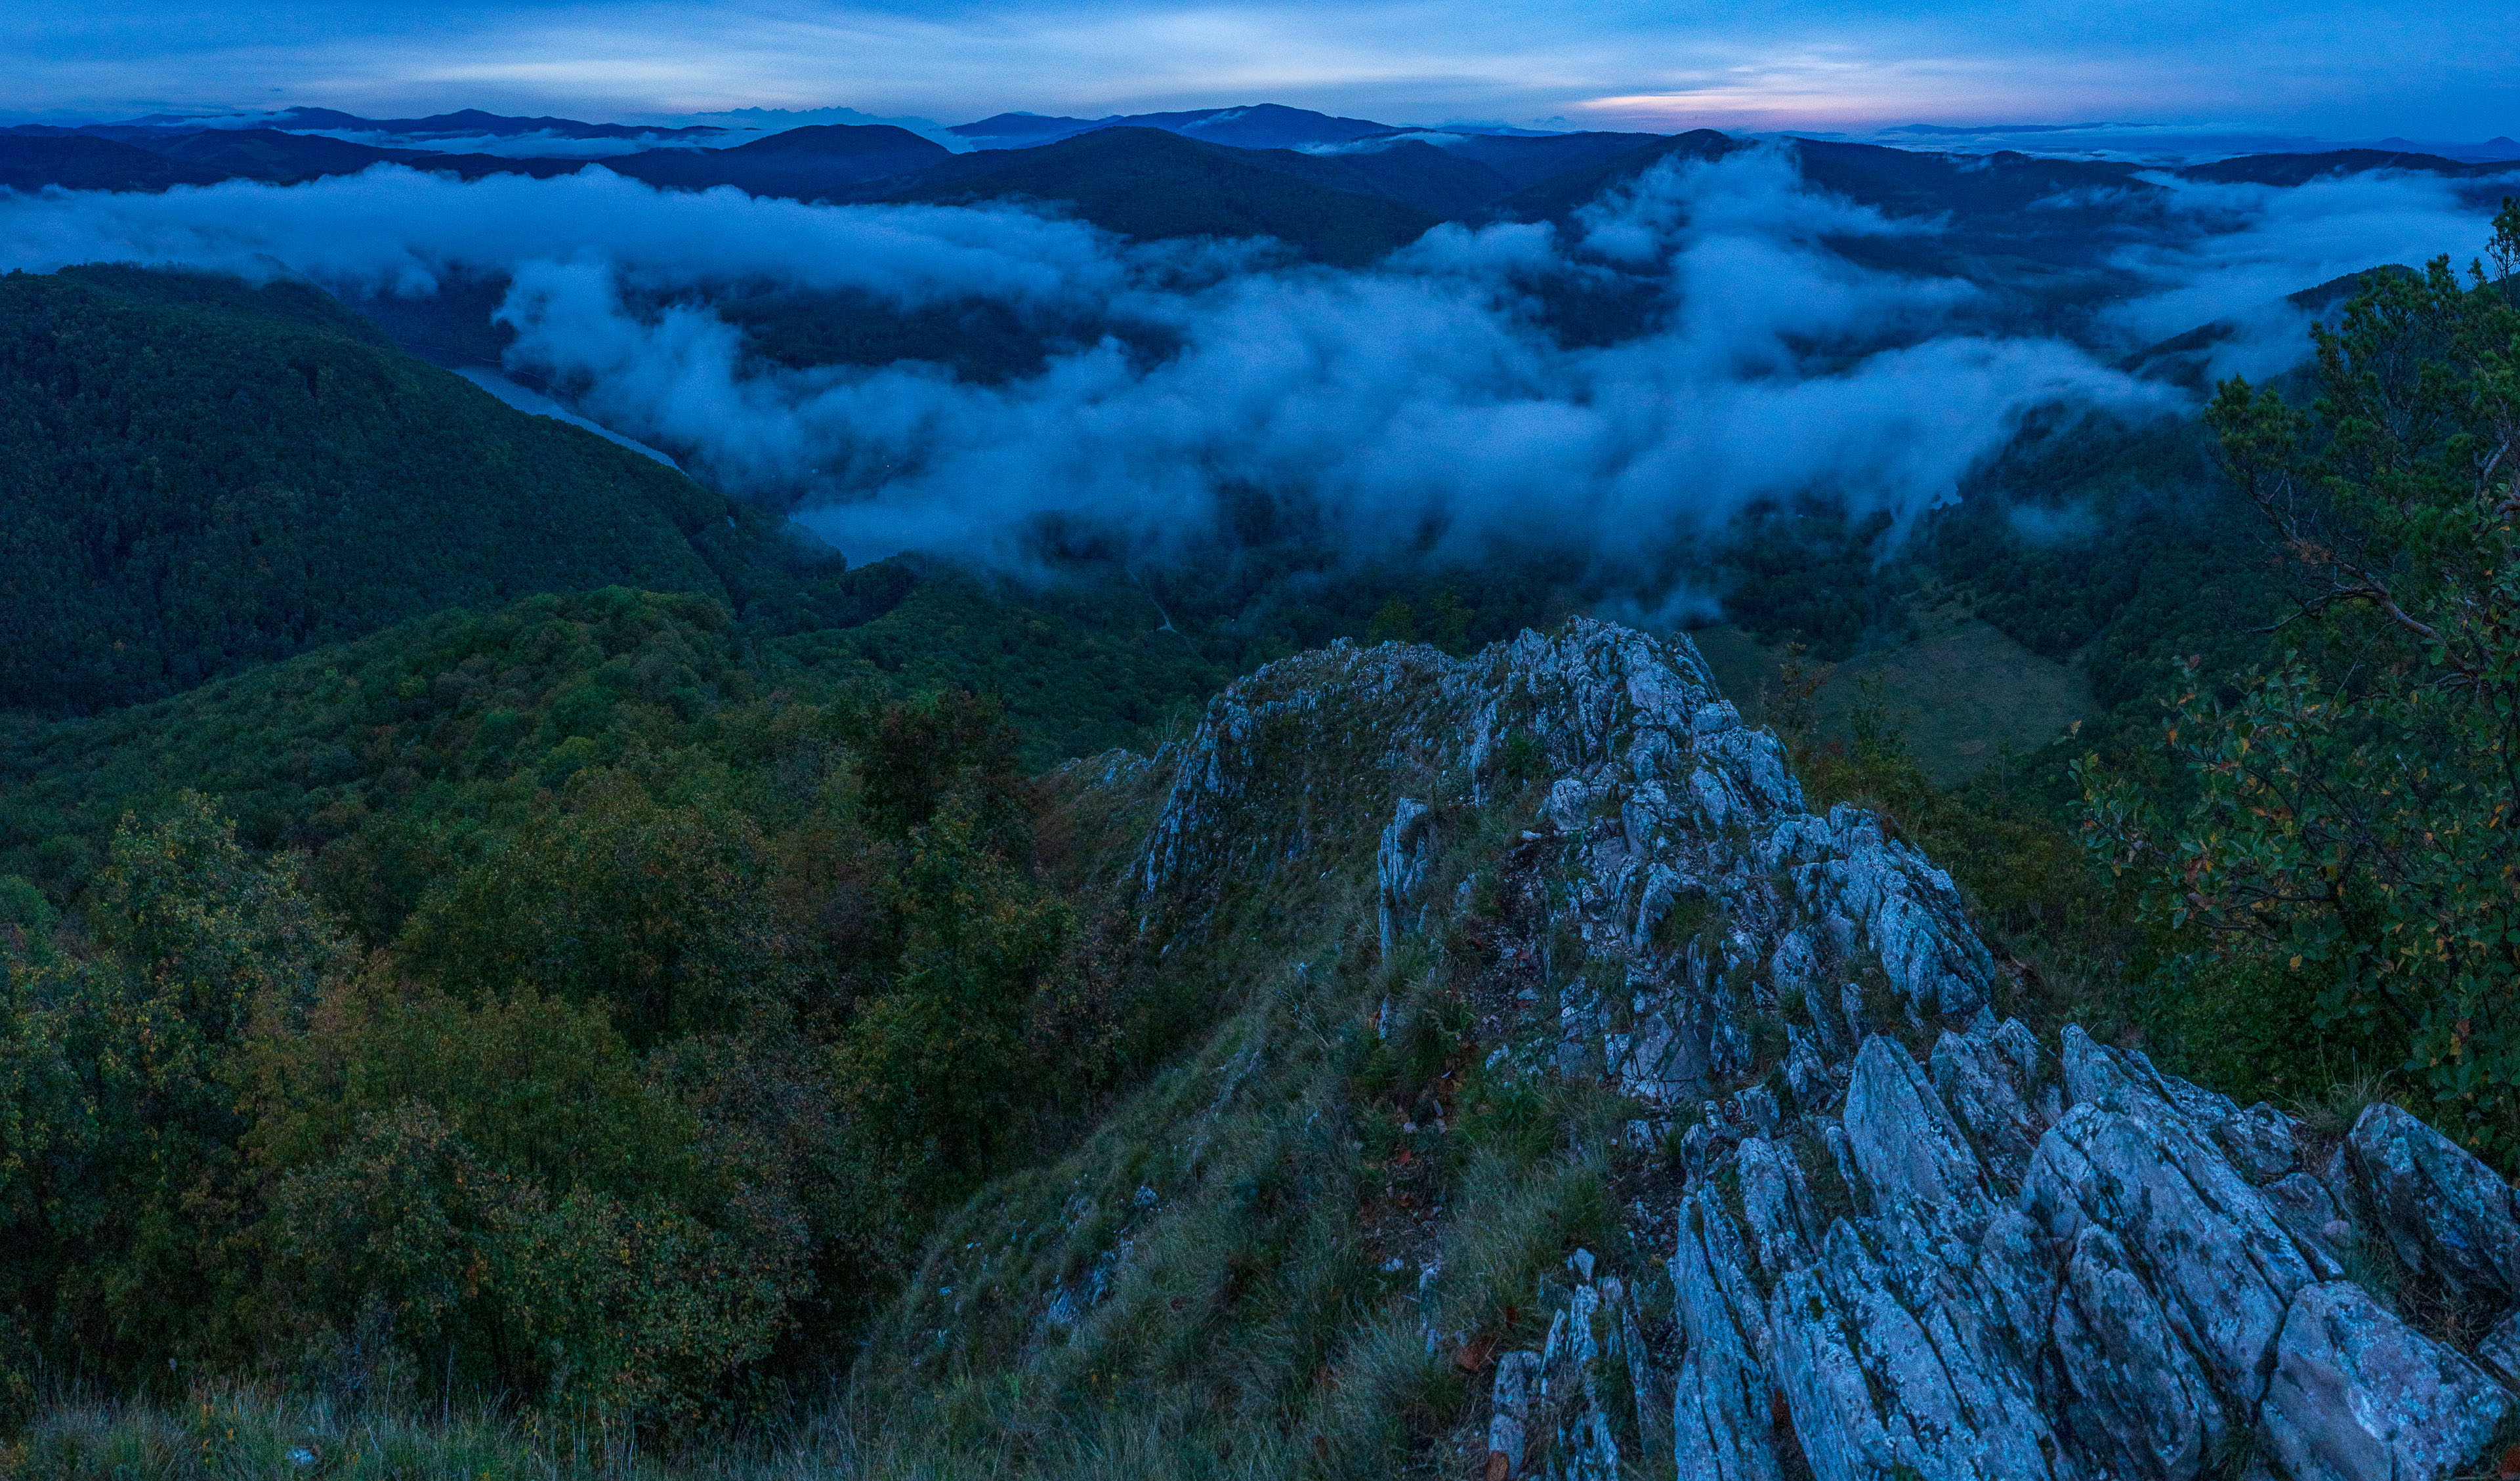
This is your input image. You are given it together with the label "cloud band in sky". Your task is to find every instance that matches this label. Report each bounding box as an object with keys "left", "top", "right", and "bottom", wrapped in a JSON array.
[{"left": 3, "top": 0, "right": 2514, "bottom": 140}]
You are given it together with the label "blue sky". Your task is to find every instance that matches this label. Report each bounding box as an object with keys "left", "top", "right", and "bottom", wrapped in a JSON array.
[{"left": 3, "top": 0, "right": 2508, "bottom": 140}]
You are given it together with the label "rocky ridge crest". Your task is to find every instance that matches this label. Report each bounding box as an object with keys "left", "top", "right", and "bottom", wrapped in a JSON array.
[{"left": 941, "top": 619, "right": 2520, "bottom": 1479}]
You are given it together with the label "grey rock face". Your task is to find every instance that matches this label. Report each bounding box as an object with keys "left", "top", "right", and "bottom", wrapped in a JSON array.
[
  {"left": 2348, "top": 1103, "right": 2520, "bottom": 1302},
  {"left": 2479, "top": 1309, "right": 2520, "bottom": 1390},
  {"left": 1646, "top": 1027, "right": 2515, "bottom": 1481},
  {"left": 1841, "top": 1035, "right": 1988, "bottom": 1228},
  {"left": 1377, "top": 796, "right": 1435, "bottom": 960},
  {"left": 1670, "top": 1206, "right": 1782, "bottom": 1481},
  {"left": 1116, "top": 621, "right": 2520, "bottom": 1480},
  {"left": 1656, "top": 1032, "right": 2515, "bottom": 1481},
  {"left": 1490, "top": 1351, "right": 1540, "bottom": 1479},
  {"left": 1483, "top": 1253, "right": 1635, "bottom": 1481},
  {"left": 2051, "top": 1224, "right": 2228, "bottom": 1478},
  {"left": 2261, "top": 1282, "right": 2513, "bottom": 1481}
]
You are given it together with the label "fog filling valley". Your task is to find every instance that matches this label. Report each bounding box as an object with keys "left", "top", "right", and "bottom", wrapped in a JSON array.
[{"left": 5, "top": 150, "right": 2512, "bottom": 586}]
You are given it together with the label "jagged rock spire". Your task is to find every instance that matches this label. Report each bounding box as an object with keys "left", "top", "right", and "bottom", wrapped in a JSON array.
[{"left": 1051, "top": 620, "right": 2520, "bottom": 1477}]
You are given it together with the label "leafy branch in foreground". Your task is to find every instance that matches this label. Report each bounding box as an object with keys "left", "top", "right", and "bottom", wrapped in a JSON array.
[{"left": 2079, "top": 201, "right": 2520, "bottom": 1163}]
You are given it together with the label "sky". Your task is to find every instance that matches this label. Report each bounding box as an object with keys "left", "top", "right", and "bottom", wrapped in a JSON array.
[{"left": 2, "top": 0, "right": 2511, "bottom": 141}]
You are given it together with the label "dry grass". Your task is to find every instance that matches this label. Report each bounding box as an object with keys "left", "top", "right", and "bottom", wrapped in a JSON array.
[
  {"left": 1692, "top": 596, "right": 2097, "bottom": 787},
  {"left": 3, "top": 1383, "right": 653, "bottom": 1481}
]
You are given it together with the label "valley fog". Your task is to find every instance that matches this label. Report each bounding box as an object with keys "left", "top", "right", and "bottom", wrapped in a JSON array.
[
  {"left": 10, "top": 47, "right": 2520, "bottom": 1478},
  {"left": 4, "top": 145, "right": 2509, "bottom": 579}
]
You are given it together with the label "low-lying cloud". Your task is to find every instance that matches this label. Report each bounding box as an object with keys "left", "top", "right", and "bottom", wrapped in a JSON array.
[
  {"left": 2105, "top": 167, "right": 2520, "bottom": 371},
  {"left": 0, "top": 165, "right": 1147, "bottom": 308},
  {"left": 492, "top": 150, "right": 2158, "bottom": 565},
  {"left": 0, "top": 148, "right": 2504, "bottom": 580}
]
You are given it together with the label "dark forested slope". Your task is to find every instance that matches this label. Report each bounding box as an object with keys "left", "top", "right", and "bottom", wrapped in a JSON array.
[
  {"left": 2178, "top": 148, "right": 2517, "bottom": 185},
  {"left": 598, "top": 122, "right": 952, "bottom": 195},
  {"left": 137, "top": 128, "right": 430, "bottom": 182},
  {"left": 0, "top": 135, "right": 229, "bottom": 192},
  {"left": 0, "top": 266, "right": 768, "bottom": 713},
  {"left": 868, "top": 128, "right": 1442, "bottom": 264}
]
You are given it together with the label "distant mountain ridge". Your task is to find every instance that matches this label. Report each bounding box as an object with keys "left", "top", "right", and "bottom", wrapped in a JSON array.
[
  {"left": 948, "top": 103, "right": 1399, "bottom": 151},
  {"left": 2179, "top": 147, "right": 2520, "bottom": 185},
  {"left": 51, "top": 106, "right": 726, "bottom": 142},
  {"left": 595, "top": 123, "right": 952, "bottom": 196},
  {"left": 16, "top": 103, "right": 2519, "bottom": 178},
  {"left": 2370, "top": 135, "right": 2520, "bottom": 163},
  {"left": 127, "top": 128, "right": 438, "bottom": 181},
  {"left": 4, "top": 110, "right": 2508, "bottom": 354},
  {"left": 0, "top": 134, "right": 230, "bottom": 192},
  {"left": 863, "top": 127, "right": 1444, "bottom": 266},
  {"left": 255, "top": 106, "right": 726, "bottom": 140}
]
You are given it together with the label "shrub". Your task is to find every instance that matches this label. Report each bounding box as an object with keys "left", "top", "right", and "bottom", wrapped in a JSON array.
[{"left": 2084, "top": 209, "right": 2520, "bottom": 1164}]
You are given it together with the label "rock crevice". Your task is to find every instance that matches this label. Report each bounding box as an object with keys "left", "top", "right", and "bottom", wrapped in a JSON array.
[{"left": 1103, "top": 619, "right": 2520, "bottom": 1478}]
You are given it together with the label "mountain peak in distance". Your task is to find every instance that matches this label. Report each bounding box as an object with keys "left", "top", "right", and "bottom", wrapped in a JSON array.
[{"left": 946, "top": 103, "right": 1401, "bottom": 153}]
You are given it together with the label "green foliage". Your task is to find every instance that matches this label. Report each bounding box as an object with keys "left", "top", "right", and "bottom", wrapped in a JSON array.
[
  {"left": 839, "top": 687, "right": 1031, "bottom": 847},
  {"left": 1721, "top": 501, "right": 1905, "bottom": 659},
  {"left": 767, "top": 566, "right": 1230, "bottom": 770},
  {"left": 0, "top": 266, "right": 770, "bottom": 714},
  {"left": 91, "top": 793, "right": 350, "bottom": 1041},
  {"left": 0, "top": 633, "right": 1121, "bottom": 1430},
  {"left": 1358, "top": 589, "right": 1482, "bottom": 654},
  {"left": 0, "top": 797, "right": 356, "bottom": 1385},
  {"left": 0, "top": 879, "right": 59, "bottom": 976},
  {"left": 0, "top": 588, "right": 780, "bottom": 940},
  {"left": 2133, "top": 952, "right": 2395, "bottom": 1108},
  {"left": 2082, "top": 205, "right": 2520, "bottom": 1163},
  {"left": 267, "top": 1066, "right": 802, "bottom": 1427},
  {"left": 395, "top": 768, "right": 791, "bottom": 1045},
  {"left": 1364, "top": 598, "right": 1419, "bottom": 645},
  {"left": 836, "top": 795, "right": 1080, "bottom": 1199},
  {"left": 1922, "top": 407, "right": 2261, "bottom": 669}
]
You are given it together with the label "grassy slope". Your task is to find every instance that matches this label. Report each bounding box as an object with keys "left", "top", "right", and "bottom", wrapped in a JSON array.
[
  {"left": 843, "top": 648, "right": 1618, "bottom": 1479},
  {"left": 1692, "top": 593, "right": 2099, "bottom": 787}
]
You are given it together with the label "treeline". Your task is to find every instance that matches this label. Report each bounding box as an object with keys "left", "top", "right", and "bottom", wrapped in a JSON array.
[
  {"left": 2074, "top": 216, "right": 2520, "bottom": 1163},
  {"left": 1885, "top": 211, "right": 2520, "bottom": 1164},
  {"left": 7, "top": 230, "right": 2520, "bottom": 1464},
  {"left": 0, "top": 589, "right": 1170, "bottom": 1430}
]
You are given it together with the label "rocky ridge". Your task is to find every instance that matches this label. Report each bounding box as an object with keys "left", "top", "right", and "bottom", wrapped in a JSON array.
[{"left": 932, "top": 619, "right": 2520, "bottom": 1479}]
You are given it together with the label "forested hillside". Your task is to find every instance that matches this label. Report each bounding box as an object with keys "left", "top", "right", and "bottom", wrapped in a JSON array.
[
  {"left": 0, "top": 266, "right": 766, "bottom": 713},
  {"left": 3, "top": 177, "right": 2519, "bottom": 1480},
  {"left": 0, "top": 611, "right": 1135, "bottom": 1432},
  {"left": 873, "top": 128, "right": 1442, "bottom": 265}
]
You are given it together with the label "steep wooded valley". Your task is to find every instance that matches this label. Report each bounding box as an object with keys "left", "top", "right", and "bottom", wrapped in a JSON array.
[{"left": 1, "top": 117, "right": 2517, "bottom": 1480}]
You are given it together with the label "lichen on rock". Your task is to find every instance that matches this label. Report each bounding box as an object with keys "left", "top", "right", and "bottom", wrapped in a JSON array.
[{"left": 906, "top": 620, "right": 2520, "bottom": 1478}]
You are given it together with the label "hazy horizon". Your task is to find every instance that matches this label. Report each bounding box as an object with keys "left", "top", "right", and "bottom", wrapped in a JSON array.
[{"left": 3, "top": 0, "right": 2510, "bottom": 143}]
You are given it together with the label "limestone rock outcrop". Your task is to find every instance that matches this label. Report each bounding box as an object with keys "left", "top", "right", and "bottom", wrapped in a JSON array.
[{"left": 1085, "top": 620, "right": 2520, "bottom": 1478}]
